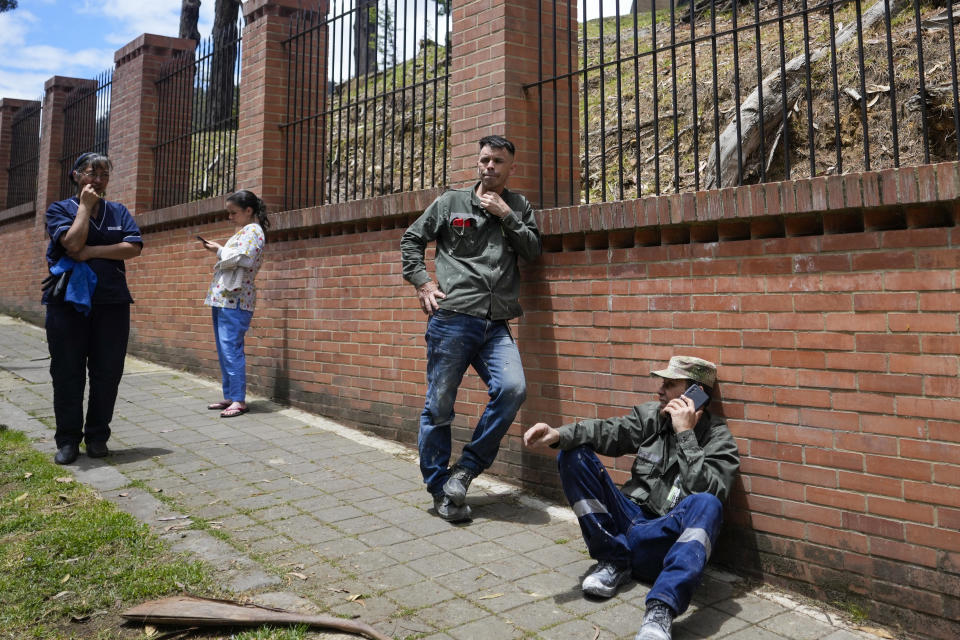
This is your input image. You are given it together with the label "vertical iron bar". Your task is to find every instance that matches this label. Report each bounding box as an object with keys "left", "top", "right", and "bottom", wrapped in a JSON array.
[
  {"left": 599, "top": 5, "right": 607, "bottom": 202},
  {"left": 538, "top": 0, "right": 544, "bottom": 205},
  {"left": 855, "top": 0, "right": 872, "bottom": 169},
  {"left": 945, "top": 0, "right": 960, "bottom": 162},
  {"left": 753, "top": 0, "right": 766, "bottom": 183},
  {"left": 777, "top": 0, "right": 791, "bottom": 178},
  {"left": 911, "top": 0, "right": 930, "bottom": 164},
  {"left": 633, "top": 7, "right": 641, "bottom": 198},
  {"left": 442, "top": 5, "right": 449, "bottom": 186},
  {"left": 801, "top": 0, "right": 815, "bottom": 176},
  {"left": 732, "top": 1, "right": 743, "bottom": 185},
  {"left": 827, "top": 0, "right": 842, "bottom": 173},
  {"left": 553, "top": 0, "right": 559, "bottom": 206},
  {"left": 615, "top": 1, "right": 624, "bottom": 201},
  {"left": 690, "top": 5, "right": 699, "bottom": 191},
  {"left": 651, "top": 2, "right": 660, "bottom": 195},
  {"left": 669, "top": 1, "right": 680, "bottom": 192},
  {"left": 882, "top": 0, "right": 900, "bottom": 167},
  {"left": 581, "top": 1, "right": 590, "bottom": 204},
  {"left": 711, "top": 0, "right": 720, "bottom": 189},
  {"left": 284, "top": 16, "right": 294, "bottom": 209}
]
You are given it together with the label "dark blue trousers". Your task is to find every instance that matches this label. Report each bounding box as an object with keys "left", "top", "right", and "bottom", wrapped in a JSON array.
[
  {"left": 558, "top": 446, "right": 723, "bottom": 615},
  {"left": 46, "top": 303, "right": 130, "bottom": 448}
]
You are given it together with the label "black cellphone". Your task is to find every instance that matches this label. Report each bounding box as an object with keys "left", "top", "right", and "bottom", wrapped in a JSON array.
[
  {"left": 196, "top": 235, "right": 207, "bottom": 243},
  {"left": 682, "top": 383, "right": 710, "bottom": 410}
]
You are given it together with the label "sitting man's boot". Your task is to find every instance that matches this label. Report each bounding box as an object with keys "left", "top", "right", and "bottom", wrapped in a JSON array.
[
  {"left": 432, "top": 492, "right": 472, "bottom": 522},
  {"left": 581, "top": 560, "right": 631, "bottom": 598},
  {"left": 635, "top": 599, "right": 675, "bottom": 640},
  {"left": 54, "top": 443, "right": 80, "bottom": 465},
  {"left": 443, "top": 465, "right": 477, "bottom": 506}
]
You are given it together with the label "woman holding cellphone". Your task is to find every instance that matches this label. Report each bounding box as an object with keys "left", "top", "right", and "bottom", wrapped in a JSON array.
[{"left": 200, "top": 190, "right": 268, "bottom": 418}]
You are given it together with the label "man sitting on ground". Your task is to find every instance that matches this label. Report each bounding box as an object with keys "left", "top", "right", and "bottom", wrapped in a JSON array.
[{"left": 523, "top": 356, "right": 739, "bottom": 640}]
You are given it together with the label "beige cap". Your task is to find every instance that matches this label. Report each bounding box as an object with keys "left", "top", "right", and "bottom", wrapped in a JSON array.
[{"left": 651, "top": 356, "right": 717, "bottom": 388}]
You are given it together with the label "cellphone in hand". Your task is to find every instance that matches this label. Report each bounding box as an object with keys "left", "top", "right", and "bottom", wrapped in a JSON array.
[
  {"left": 196, "top": 235, "right": 208, "bottom": 243},
  {"left": 682, "top": 383, "right": 710, "bottom": 411}
]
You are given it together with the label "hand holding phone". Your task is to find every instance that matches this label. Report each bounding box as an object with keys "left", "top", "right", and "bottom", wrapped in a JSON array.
[
  {"left": 682, "top": 383, "right": 710, "bottom": 411},
  {"left": 196, "top": 235, "right": 208, "bottom": 244}
]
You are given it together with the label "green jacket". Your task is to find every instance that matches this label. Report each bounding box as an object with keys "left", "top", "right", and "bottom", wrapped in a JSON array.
[
  {"left": 554, "top": 401, "right": 740, "bottom": 516},
  {"left": 400, "top": 183, "right": 541, "bottom": 320}
]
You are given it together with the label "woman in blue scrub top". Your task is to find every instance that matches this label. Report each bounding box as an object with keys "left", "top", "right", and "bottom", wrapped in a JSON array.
[
  {"left": 200, "top": 190, "right": 268, "bottom": 418},
  {"left": 43, "top": 152, "right": 143, "bottom": 465}
]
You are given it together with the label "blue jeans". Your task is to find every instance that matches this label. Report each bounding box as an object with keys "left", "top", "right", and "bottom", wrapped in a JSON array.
[
  {"left": 212, "top": 306, "right": 253, "bottom": 402},
  {"left": 419, "top": 309, "right": 526, "bottom": 495},
  {"left": 558, "top": 446, "right": 723, "bottom": 615}
]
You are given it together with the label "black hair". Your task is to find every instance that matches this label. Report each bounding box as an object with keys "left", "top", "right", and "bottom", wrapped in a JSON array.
[
  {"left": 226, "top": 189, "right": 270, "bottom": 230},
  {"left": 478, "top": 135, "right": 515, "bottom": 155},
  {"left": 70, "top": 152, "right": 113, "bottom": 186}
]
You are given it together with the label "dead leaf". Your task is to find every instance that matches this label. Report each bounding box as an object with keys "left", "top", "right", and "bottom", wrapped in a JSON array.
[
  {"left": 346, "top": 593, "right": 365, "bottom": 605},
  {"left": 118, "top": 492, "right": 129, "bottom": 497},
  {"left": 55, "top": 477, "right": 73, "bottom": 484},
  {"left": 476, "top": 593, "right": 503, "bottom": 600},
  {"left": 592, "top": 625, "right": 600, "bottom": 640},
  {"left": 70, "top": 614, "right": 90, "bottom": 623},
  {"left": 287, "top": 572, "right": 308, "bottom": 580},
  {"left": 23, "top": 472, "right": 32, "bottom": 479},
  {"left": 14, "top": 492, "right": 28, "bottom": 503},
  {"left": 854, "top": 626, "right": 894, "bottom": 639},
  {"left": 144, "top": 625, "right": 158, "bottom": 637},
  {"left": 158, "top": 516, "right": 190, "bottom": 522},
  {"left": 50, "top": 590, "right": 73, "bottom": 600},
  {"left": 325, "top": 587, "right": 349, "bottom": 593},
  {"left": 60, "top": 574, "right": 71, "bottom": 584}
]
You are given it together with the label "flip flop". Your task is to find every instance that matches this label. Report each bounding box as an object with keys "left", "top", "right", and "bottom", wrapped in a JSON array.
[
  {"left": 207, "top": 401, "right": 231, "bottom": 410},
  {"left": 220, "top": 406, "right": 249, "bottom": 418}
]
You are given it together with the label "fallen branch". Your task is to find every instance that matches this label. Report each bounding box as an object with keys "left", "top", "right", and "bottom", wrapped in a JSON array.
[{"left": 122, "top": 595, "right": 392, "bottom": 640}]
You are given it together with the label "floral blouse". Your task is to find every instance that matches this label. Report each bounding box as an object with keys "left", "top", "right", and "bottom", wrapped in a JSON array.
[{"left": 204, "top": 223, "right": 265, "bottom": 311}]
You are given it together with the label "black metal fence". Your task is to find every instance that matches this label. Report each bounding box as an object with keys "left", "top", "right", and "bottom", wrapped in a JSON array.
[
  {"left": 6, "top": 99, "right": 42, "bottom": 209},
  {"left": 528, "top": 0, "right": 960, "bottom": 205},
  {"left": 58, "top": 68, "right": 112, "bottom": 201},
  {"left": 282, "top": 0, "right": 451, "bottom": 210},
  {"left": 153, "top": 17, "right": 243, "bottom": 210}
]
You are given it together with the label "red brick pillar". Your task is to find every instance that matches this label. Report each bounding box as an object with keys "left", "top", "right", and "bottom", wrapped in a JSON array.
[
  {"left": 238, "top": 0, "right": 327, "bottom": 212},
  {"left": 0, "top": 98, "right": 39, "bottom": 210},
  {"left": 448, "top": 0, "right": 580, "bottom": 208},
  {"left": 35, "top": 77, "right": 98, "bottom": 220},
  {"left": 109, "top": 34, "right": 196, "bottom": 214}
]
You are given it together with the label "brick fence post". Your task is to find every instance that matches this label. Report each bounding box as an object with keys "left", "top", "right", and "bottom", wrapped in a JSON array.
[
  {"left": 448, "top": 0, "right": 579, "bottom": 208},
  {"left": 35, "top": 77, "right": 98, "bottom": 223},
  {"left": 237, "top": 0, "right": 328, "bottom": 212},
  {"left": 0, "top": 99, "right": 39, "bottom": 210},
  {"left": 109, "top": 34, "right": 196, "bottom": 215}
]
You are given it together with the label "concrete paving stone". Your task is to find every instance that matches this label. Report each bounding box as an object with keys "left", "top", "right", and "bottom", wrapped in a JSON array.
[
  {"left": 416, "top": 596, "right": 489, "bottom": 630},
  {"left": 311, "top": 535, "right": 371, "bottom": 560},
  {"left": 337, "top": 513, "right": 392, "bottom": 535},
  {"left": 342, "top": 549, "right": 400, "bottom": 574},
  {"left": 233, "top": 524, "right": 277, "bottom": 543},
  {"left": 232, "top": 492, "right": 289, "bottom": 511},
  {"left": 358, "top": 524, "right": 417, "bottom": 548},
  {"left": 376, "top": 503, "right": 433, "bottom": 526},
  {"left": 327, "top": 595, "right": 398, "bottom": 626},
  {"left": 420, "top": 633, "right": 456, "bottom": 640},
  {"left": 719, "top": 626, "right": 790, "bottom": 640},
  {"left": 822, "top": 631, "right": 877, "bottom": 640},
  {"left": 430, "top": 566, "right": 508, "bottom": 597},
  {"left": 308, "top": 503, "right": 365, "bottom": 524},
  {"left": 351, "top": 493, "right": 408, "bottom": 514},
  {"left": 452, "top": 539, "right": 516, "bottom": 565},
  {"left": 714, "top": 594, "right": 792, "bottom": 624},
  {"left": 547, "top": 554, "right": 594, "bottom": 580},
  {"left": 446, "top": 614, "right": 526, "bottom": 640},
  {"left": 217, "top": 512, "right": 259, "bottom": 530},
  {"left": 192, "top": 502, "right": 241, "bottom": 520},
  {"left": 405, "top": 551, "right": 475, "bottom": 579},
  {"left": 317, "top": 476, "right": 367, "bottom": 494},
  {"left": 250, "top": 503, "right": 302, "bottom": 522},
  {"left": 482, "top": 553, "right": 546, "bottom": 582},
  {"left": 296, "top": 493, "right": 348, "bottom": 512},
  {"left": 459, "top": 517, "right": 524, "bottom": 541},
  {"left": 332, "top": 485, "right": 388, "bottom": 504},
  {"left": 358, "top": 562, "right": 425, "bottom": 592},
  {"left": 507, "top": 597, "right": 578, "bottom": 632},
  {"left": 382, "top": 537, "right": 446, "bottom": 564},
  {"left": 691, "top": 573, "right": 740, "bottom": 606},
  {"left": 386, "top": 579, "right": 457, "bottom": 609},
  {"left": 395, "top": 511, "right": 457, "bottom": 537},
  {"left": 247, "top": 533, "right": 300, "bottom": 555},
  {"left": 586, "top": 599, "right": 648, "bottom": 637},
  {"left": 760, "top": 611, "right": 838, "bottom": 639},
  {"left": 512, "top": 571, "right": 579, "bottom": 601},
  {"left": 424, "top": 526, "right": 487, "bottom": 552},
  {"left": 272, "top": 517, "right": 342, "bottom": 545},
  {"left": 491, "top": 529, "right": 558, "bottom": 554},
  {"left": 678, "top": 603, "right": 752, "bottom": 638},
  {"left": 536, "top": 617, "right": 615, "bottom": 640}
]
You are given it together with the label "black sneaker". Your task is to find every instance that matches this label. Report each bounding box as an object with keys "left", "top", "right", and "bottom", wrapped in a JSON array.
[
  {"left": 581, "top": 560, "right": 631, "bottom": 598},
  {"left": 635, "top": 600, "right": 674, "bottom": 640},
  {"left": 86, "top": 441, "right": 109, "bottom": 458},
  {"left": 432, "top": 492, "right": 472, "bottom": 522},
  {"left": 443, "top": 465, "right": 477, "bottom": 506},
  {"left": 54, "top": 443, "right": 79, "bottom": 465}
]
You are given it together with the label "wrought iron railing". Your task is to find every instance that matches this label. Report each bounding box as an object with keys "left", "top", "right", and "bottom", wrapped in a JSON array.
[
  {"left": 527, "top": 0, "right": 960, "bottom": 205},
  {"left": 153, "top": 17, "right": 243, "bottom": 210},
  {"left": 281, "top": 1, "right": 451, "bottom": 210},
  {"left": 58, "top": 68, "right": 112, "bottom": 200},
  {"left": 6, "top": 99, "right": 41, "bottom": 209}
]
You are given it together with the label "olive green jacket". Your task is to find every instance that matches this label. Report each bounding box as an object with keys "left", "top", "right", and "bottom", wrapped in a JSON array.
[
  {"left": 554, "top": 401, "right": 740, "bottom": 516},
  {"left": 400, "top": 183, "right": 541, "bottom": 320}
]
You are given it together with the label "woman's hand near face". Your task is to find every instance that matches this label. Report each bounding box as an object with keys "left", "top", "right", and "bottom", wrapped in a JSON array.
[{"left": 78, "top": 184, "right": 101, "bottom": 210}]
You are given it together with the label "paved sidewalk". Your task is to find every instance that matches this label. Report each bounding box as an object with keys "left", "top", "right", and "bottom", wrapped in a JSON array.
[{"left": 0, "top": 314, "right": 883, "bottom": 640}]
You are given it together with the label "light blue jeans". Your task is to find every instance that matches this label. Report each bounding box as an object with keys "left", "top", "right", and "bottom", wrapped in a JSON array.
[
  {"left": 419, "top": 309, "right": 527, "bottom": 495},
  {"left": 212, "top": 306, "right": 253, "bottom": 402}
]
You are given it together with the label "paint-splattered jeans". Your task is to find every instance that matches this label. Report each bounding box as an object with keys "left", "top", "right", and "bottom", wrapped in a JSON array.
[
  {"left": 418, "top": 309, "right": 526, "bottom": 496},
  {"left": 558, "top": 446, "right": 723, "bottom": 615}
]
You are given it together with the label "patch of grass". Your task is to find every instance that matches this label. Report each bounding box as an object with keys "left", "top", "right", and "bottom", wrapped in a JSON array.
[{"left": 0, "top": 427, "right": 313, "bottom": 640}]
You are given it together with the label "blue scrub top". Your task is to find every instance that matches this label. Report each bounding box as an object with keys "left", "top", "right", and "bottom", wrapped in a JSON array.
[{"left": 44, "top": 197, "right": 143, "bottom": 305}]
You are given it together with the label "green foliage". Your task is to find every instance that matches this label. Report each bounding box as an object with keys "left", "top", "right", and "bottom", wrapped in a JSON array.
[{"left": 0, "top": 0, "right": 17, "bottom": 13}]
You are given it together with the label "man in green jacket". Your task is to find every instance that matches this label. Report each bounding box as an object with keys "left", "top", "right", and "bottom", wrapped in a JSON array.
[
  {"left": 401, "top": 135, "right": 541, "bottom": 522},
  {"left": 524, "top": 356, "right": 740, "bottom": 640}
]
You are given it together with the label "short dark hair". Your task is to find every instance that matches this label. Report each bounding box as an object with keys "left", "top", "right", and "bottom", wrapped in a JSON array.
[
  {"left": 478, "top": 135, "right": 515, "bottom": 155},
  {"left": 226, "top": 189, "right": 271, "bottom": 231},
  {"left": 70, "top": 153, "right": 112, "bottom": 185}
]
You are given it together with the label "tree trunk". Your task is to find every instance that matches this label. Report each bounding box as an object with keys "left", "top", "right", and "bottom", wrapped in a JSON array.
[
  {"left": 353, "top": 0, "right": 379, "bottom": 77},
  {"left": 702, "top": 0, "right": 909, "bottom": 189},
  {"left": 179, "top": 0, "right": 202, "bottom": 41},
  {"left": 209, "top": 0, "right": 241, "bottom": 128}
]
